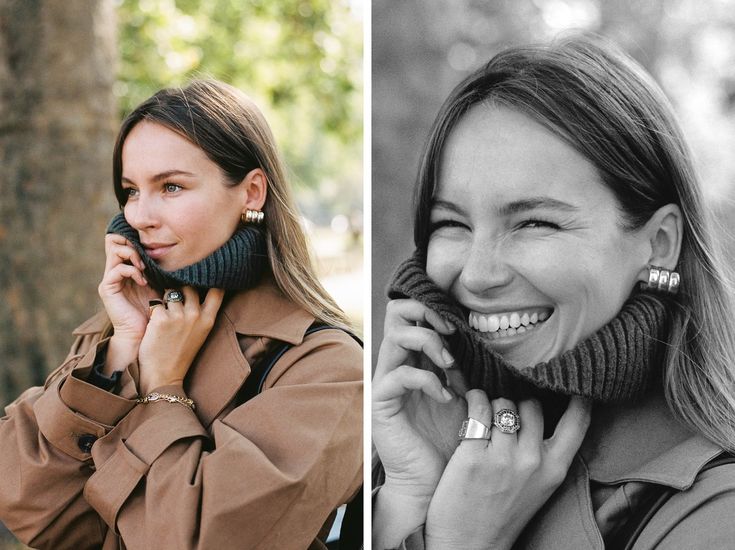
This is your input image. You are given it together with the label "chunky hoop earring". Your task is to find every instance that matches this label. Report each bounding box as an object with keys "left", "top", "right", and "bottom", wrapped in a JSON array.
[
  {"left": 643, "top": 265, "right": 680, "bottom": 294},
  {"left": 241, "top": 209, "right": 264, "bottom": 225}
]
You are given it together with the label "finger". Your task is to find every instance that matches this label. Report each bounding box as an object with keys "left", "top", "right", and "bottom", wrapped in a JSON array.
[
  {"left": 517, "top": 399, "right": 544, "bottom": 450},
  {"left": 200, "top": 288, "right": 225, "bottom": 322},
  {"left": 460, "top": 389, "right": 492, "bottom": 448},
  {"left": 105, "top": 234, "right": 144, "bottom": 268},
  {"left": 378, "top": 325, "right": 454, "bottom": 376},
  {"left": 385, "top": 299, "right": 456, "bottom": 335},
  {"left": 489, "top": 398, "right": 519, "bottom": 451},
  {"left": 181, "top": 286, "right": 200, "bottom": 316},
  {"left": 373, "top": 365, "right": 452, "bottom": 405},
  {"left": 546, "top": 396, "right": 592, "bottom": 466},
  {"left": 100, "top": 263, "right": 148, "bottom": 289}
]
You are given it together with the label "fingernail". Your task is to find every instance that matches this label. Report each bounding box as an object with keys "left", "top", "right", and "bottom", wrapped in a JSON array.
[
  {"left": 441, "top": 348, "right": 454, "bottom": 366},
  {"left": 441, "top": 388, "right": 453, "bottom": 401},
  {"left": 445, "top": 322, "right": 456, "bottom": 333}
]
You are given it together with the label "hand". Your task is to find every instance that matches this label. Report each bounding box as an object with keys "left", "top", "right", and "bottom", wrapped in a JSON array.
[
  {"left": 137, "top": 287, "right": 224, "bottom": 394},
  {"left": 98, "top": 234, "right": 160, "bottom": 374},
  {"left": 425, "top": 392, "right": 592, "bottom": 550},
  {"left": 372, "top": 299, "right": 463, "bottom": 546},
  {"left": 98, "top": 234, "right": 158, "bottom": 341}
]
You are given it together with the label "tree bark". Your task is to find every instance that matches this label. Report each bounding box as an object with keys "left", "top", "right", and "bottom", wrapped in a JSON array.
[{"left": 0, "top": 0, "right": 117, "bottom": 407}]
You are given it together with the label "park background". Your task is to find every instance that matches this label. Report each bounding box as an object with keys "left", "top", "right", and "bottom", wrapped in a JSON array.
[
  {"left": 0, "top": 0, "right": 361, "bottom": 547},
  {"left": 372, "top": 0, "right": 735, "bottom": 365}
]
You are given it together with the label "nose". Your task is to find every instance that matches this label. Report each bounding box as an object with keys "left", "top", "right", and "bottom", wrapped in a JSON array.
[
  {"left": 458, "top": 238, "right": 514, "bottom": 295},
  {"left": 124, "top": 193, "right": 161, "bottom": 231}
]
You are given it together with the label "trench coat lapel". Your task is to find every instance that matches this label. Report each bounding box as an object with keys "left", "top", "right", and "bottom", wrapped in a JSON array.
[
  {"left": 184, "top": 280, "right": 314, "bottom": 428},
  {"left": 518, "top": 456, "right": 605, "bottom": 549}
]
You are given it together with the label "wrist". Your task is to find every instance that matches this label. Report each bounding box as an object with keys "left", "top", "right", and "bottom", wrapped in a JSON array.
[
  {"left": 373, "top": 485, "right": 433, "bottom": 549},
  {"left": 104, "top": 335, "right": 140, "bottom": 376}
]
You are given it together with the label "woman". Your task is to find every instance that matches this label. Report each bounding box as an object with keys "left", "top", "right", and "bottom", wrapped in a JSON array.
[
  {"left": 0, "top": 80, "right": 363, "bottom": 549},
  {"left": 373, "top": 37, "right": 735, "bottom": 549}
]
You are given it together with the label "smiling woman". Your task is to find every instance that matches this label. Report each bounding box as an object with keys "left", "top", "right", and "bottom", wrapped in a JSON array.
[
  {"left": 373, "top": 36, "right": 735, "bottom": 550},
  {"left": 0, "top": 80, "right": 362, "bottom": 550}
]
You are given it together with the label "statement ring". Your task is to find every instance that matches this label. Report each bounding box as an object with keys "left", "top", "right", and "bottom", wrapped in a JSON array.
[
  {"left": 148, "top": 299, "right": 164, "bottom": 317},
  {"left": 458, "top": 417, "right": 492, "bottom": 440},
  {"left": 493, "top": 409, "right": 521, "bottom": 434},
  {"left": 164, "top": 290, "right": 184, "bottom": 304}
]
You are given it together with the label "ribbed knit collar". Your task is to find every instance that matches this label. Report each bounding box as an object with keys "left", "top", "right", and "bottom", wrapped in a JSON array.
[
  {"left": 388, "top": 250, "right": 670, "bottom": 404},
  {"left": 106, "top": 213, "right": 268, "bottom": 292}
]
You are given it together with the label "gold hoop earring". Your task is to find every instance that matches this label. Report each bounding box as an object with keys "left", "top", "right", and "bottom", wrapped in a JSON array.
[
  {"left": 241, "top": 209, "right": 264, "bottom": 225},
  {"left": 643, "top": 265, "right": 680, "bottom": 294}
]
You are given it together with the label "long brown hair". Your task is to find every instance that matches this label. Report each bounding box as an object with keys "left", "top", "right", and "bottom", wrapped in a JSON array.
[
  {"left": 112, "top": 80, "right": 351, "bottom": 330},
  {"left": 413, "top": 36, "right": 735, "bottom": 451}
]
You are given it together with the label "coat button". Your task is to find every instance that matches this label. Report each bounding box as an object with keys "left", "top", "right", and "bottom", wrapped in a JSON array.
[{"left": 77, "top": 434, "right": 97, "bottom": 454}]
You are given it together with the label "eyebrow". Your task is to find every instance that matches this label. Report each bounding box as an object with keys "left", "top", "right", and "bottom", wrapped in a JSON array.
[
  {"left": 121, "top": 170, "right": 196, "bottom": 185},
  {"left": 431, "top": 197, "right": 579, "bottom": 216},
  {"left": 497, "top": 197, "right": 579, "bottom": 216}
]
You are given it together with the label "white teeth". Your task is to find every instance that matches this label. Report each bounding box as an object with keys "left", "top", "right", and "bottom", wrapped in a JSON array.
[
  {"left": 488, "top": 315, "right": 500, "bottom": 332},
  {"left": 467, "top": 308, "right": 552, "bottom": 337}
]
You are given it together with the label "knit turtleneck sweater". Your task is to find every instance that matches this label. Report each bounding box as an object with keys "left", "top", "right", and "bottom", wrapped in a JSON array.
[
  {"left": 106, "top": 213, "right": 268, "bottom": 292},
  {"left": 388, "top": 251, "right": 670, "bottom": 405}
]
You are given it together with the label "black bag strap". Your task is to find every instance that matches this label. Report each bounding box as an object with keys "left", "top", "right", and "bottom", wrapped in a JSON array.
[
  {"left": 235, "top": 322, "right": 363, "bottom": 550},
  {"left": 610, "top": 453, "right": 735, "bottom": 550}
]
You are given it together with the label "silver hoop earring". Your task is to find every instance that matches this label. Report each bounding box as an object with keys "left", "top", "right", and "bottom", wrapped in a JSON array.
[
  {"left": 644, "top": 265, "right": 680, "bottom": 294},
  {"left": 241, "top": 209, "right": 265, "bottom": 225}
]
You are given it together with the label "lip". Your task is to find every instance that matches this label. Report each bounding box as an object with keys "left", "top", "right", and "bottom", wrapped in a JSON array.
[{"left": 142, "top": 242, "right": 176, "bottom": 259}]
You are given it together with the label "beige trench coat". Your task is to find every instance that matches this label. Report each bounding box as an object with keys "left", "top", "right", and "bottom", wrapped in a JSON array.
[
  {"left": 390, "top": 391, "right": 734, "bottom": 549},
  {"left": 0, "top": 280, "right": 363, "bottom": 550}
]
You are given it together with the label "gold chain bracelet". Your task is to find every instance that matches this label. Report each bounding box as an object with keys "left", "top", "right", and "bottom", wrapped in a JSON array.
[{"left": 136, "top": 392, "right": 196, "bottom": 410}]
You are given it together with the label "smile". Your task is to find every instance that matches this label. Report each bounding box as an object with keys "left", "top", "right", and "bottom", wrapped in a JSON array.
[{"left": 468, "top": 308, "right": 552, "bottom": 340}]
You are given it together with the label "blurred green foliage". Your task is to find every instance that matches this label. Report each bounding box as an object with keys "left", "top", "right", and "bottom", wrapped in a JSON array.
[{"left": 115, "top": 0, "right": 362, "bottom": 223}]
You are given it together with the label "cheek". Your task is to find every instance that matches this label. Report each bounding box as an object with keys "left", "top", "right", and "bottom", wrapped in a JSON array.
[{"left": 426, "top": 237, "right": 465, "bottom": 290}]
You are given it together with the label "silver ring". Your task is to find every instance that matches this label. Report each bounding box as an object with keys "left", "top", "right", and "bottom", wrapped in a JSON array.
[
  {"left": 163, "top": 290, "right": 184, "bottom": 304},
  {"left": 458, "top": 417, "right": 491, "bottom": 440},
  {"left": 493, "top": 409, "right": 521, "bottom": 434}
]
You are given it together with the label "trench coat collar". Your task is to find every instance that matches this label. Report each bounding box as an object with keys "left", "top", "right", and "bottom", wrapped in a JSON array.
[
  {"left": 579, "top": 389, "right": 723, "bottom": 490},
  {"left": 221, "top": 277, "right": 315, "bottom": 344},
  {"left": 185, "top": 278, "right": 315, "bottom": 428},
  {"left": 519, "top": 390, "right": 725, "bottom": 549}
]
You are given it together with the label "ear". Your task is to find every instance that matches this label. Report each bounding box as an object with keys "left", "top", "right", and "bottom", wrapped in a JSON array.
[
  {"left": 635, "top": 203, "right": 683, "bottom": 284},
  {"left": 240, "top": 168, "right": 267, "bottom": 212}
]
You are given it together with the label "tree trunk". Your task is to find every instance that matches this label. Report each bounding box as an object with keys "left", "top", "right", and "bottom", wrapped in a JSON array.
[{"left": 0, "top": 0, "right": 117, "bottom": 407}]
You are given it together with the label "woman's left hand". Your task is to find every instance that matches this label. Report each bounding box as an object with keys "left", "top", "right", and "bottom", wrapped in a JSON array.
[
  {"left": 424, "top": 391, "right": 591, "bottom": 550},
  {"left": 137, "top": 286, "right": 225, "bottom": 394}
]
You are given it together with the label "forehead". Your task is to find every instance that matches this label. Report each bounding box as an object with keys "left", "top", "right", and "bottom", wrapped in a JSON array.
[
  {"left": 122, "top": 121, "right": 212, "bottom": 174},
  {"left": 436, "top": 104, "right": 611, "bottom": 209}
]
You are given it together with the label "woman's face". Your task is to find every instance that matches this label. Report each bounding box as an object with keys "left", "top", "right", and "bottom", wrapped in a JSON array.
[
  {"left": 426, "top": 105, "right": 651, "bottom": 367},
  {"left": 121, "top": 121, "right": 246, "bottom": 271}
]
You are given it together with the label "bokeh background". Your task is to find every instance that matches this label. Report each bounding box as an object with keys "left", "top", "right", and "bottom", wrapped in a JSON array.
[
  {"left": 0, "top": 0, "right": 361, "bottom": 546},
  {"left": 372, "top": 0, "right": 735, "bottom": 365}
]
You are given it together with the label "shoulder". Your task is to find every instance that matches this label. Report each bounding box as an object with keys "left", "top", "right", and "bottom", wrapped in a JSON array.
[
  {"left": 263, "top": 326, "right": 363, "bottom": 388},
  {"left": 636, "top": 456, "right": 735, "bottom": 549}
]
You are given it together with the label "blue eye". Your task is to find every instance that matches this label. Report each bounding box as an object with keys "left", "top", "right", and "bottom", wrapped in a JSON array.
[
  {"left": 123, "top": 188, "right": 138, "bottom": 197},
  {"left": 164, "top": 183, "right": 182, "bottom": 193}
]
